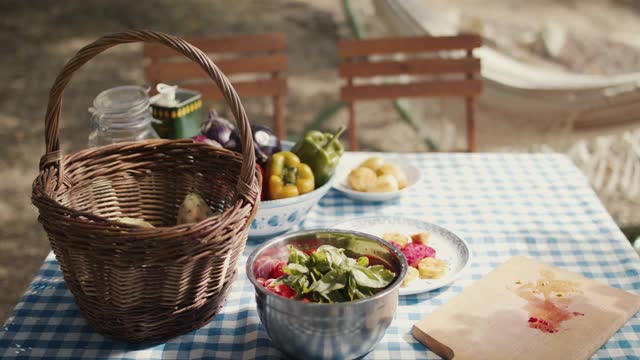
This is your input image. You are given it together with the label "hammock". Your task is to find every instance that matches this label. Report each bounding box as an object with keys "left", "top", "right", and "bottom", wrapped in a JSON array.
[{"left": 374, "top": 0, "right": 640, "bottom": 224}]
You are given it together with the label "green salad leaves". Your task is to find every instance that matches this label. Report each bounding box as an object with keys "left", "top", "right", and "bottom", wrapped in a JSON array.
[{"left": 275, "top": 245, "right": 396, "bottom": 303}]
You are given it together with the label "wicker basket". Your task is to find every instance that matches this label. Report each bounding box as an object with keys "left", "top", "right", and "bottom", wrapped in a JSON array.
[{"left": 31, "top": 30, "right": 261, "bottom": 342}]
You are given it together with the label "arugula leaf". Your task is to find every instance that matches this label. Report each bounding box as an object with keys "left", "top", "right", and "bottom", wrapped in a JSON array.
[
  {"left": 279, "top": 274, "right": 310, "bottom": 297},
  {"left": 295, "top": 275, "right": 310, "bottom": 295},
  {"left": 347, "top": 274, "right": 358, "bottom": 301},
  {"left": 308, "top": 269, "right": 347, "bottom": 295},
  {"left": 326, "top": 289, "right": 348, "bottom": 303},
  {"left": 271, "top": 245, "right": 396, "bottom": 303},
  {"left": 353, "top": 286, "right": 376, "bottom": 299},
  {"left": 309, "top": 250, "right": 332, "bottom": 273},
  {"left": 350, "top": 264, "right": 395, "bottom": 289},
  {"left": 285, "top": 263, "right": 308, "bottom": 275},
  {"left": 288, "top": 245, "right": 309, "bottom": 265},
  {"left": 369, "top": 265, "right": 396, "bottom": 281},
  {"left": 317, "top": 245, "right": 347, "bottom": 268}
]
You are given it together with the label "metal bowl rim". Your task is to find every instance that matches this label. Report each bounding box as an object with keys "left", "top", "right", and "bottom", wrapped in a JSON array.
[{"left": 246, "top": 228, "right": 408, "bottom": 307}]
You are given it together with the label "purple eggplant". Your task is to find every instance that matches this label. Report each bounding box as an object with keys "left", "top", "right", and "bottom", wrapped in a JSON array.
[
  {"left": 200, "top": 111, "right": 241, "bottom": 152},
  {"left": 251, "top": 124, "right": 281, "bottom": 167},
  {"left": 199, "top": 111, "right": 281, "bottom": 167}
]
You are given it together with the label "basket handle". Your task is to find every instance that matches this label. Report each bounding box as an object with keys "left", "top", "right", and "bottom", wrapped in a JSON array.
[{"left": 41, "top": 30, "right": 256, "bottom": 199}]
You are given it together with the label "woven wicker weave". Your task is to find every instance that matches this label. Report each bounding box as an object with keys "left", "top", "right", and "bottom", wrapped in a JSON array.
[{"left": 31, "top": 30, "right": 261, "bottom": 342}]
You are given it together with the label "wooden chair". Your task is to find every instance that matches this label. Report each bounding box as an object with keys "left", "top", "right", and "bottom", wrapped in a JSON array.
[
  {"left": 338, "top": 34, "right": 482, "bottom": 151},
  {"left": 144, "top": 33, "right": 288, "bottom": 139}
]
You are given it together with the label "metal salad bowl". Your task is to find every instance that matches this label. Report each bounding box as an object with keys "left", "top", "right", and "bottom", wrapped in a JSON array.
[{"left": 246, "top": 229, "right": 408, "bottom": 360}]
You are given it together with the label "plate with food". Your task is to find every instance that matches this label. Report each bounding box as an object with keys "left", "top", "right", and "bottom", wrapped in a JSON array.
[
  {"left": 333, "top": 155, "right": 421, "bottom": 202},
  {"left": 333, "top": 216, "right": 471, "bottom": 295}
]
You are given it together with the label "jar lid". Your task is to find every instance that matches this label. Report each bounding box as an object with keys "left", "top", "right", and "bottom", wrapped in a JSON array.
[{"left": 92, "top": 85, "right": 149, "bottom": 116}]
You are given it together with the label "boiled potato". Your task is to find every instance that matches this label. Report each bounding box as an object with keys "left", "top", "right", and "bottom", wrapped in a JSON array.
[
  {"left": 348, "top": 167, "right": 377, "bottom": 192},
  {"left": 402, "top": 266, "right": 419, "bottom": 287},
  {"left": 177, "top": 192, "right": 214, "bottom": 225},
  {"left": 382, "top": 232, "right": 410, "bottom": 248},
  {"left": 116, "top": 217, "right": 154, "bottom": 228},
  {"left": 367, "top": 174, "right": 399, "bottom": 193},
  {"left": 359, "top": 156, "right": 385, "bottom": 172},
  {"left": 376, "top": 163, "right": 408, "bottom": 189},
  {"left": 411, "top": 232, "right": 431, "bottom": 245},
  {"left": 418, "top": 257, "right": 447, "bottom": 279}
]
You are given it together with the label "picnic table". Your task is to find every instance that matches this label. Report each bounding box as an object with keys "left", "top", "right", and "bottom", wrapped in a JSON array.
[{"left": 1, "top": 153, "right": 639, "bottom": 359}]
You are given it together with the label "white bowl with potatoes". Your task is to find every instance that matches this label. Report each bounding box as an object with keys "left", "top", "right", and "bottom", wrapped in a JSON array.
[{"left": 333, "top": 155, "right": 421, "bottom": 202}]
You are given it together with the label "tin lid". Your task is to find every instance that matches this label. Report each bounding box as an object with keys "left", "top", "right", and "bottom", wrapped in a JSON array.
[
  {"left": 154, "top": 83, "right": 179, "bottom": 107},
  {"left": 151, "top": 87, "right": 201, "bottom": 109}
]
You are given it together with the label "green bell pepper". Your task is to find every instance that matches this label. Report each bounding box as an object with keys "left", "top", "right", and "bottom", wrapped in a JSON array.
[{"left": 292, "top": 126, "right": 346, "bottom": 187}]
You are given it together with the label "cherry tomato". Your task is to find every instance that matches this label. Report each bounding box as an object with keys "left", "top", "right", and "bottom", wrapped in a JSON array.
[
  {"left": 301, "top": 298, "right": 311, "bottom": 303},
  {"left": 253, "top": 257, "right": 280, "bottom": 279},
  {"left": 270, "top": 261, "right": 287, "bottom": 279},
  {"left": 273, "top": 284, "right": 295, "bottom": 299},
  {"left": 303, "top": 248, "right": 317, "bottom": 256}
]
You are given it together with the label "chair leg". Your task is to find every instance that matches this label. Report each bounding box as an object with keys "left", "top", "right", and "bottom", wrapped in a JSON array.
[
  {"left": 274, "top": 95, "right": 285, "bottom": 140},
  {"left": 348, "top": 101, "right": 358, "bottom": 151},
  {"left": 466, "top": 97, "right": 475, "bottom": 152}
]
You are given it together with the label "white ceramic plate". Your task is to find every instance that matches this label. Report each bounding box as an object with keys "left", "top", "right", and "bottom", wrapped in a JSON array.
[
  {"left": 333, "top": 216, "right": 471, "bottom": 295},
  {"left": 332, "top": 155, "right": 421, "bottom": 202}
]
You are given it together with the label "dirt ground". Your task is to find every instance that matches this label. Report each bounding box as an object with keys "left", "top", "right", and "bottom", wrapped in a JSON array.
[{"left": 0, "top": 0, "right": 639, "bottom": 322}]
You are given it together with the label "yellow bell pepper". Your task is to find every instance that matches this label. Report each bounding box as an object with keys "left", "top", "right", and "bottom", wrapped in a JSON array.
[{"left": 267, "top": 151, "right": 315, "bottom": 200}]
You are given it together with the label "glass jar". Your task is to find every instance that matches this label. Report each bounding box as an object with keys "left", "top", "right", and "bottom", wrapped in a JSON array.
[{"left": 88, "top": 85, "right": 159, "bottom": 147}]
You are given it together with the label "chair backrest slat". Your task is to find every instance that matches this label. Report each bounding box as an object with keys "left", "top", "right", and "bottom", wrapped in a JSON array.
[
  {"left": 338, "top": 34, "right": 482, "bottom": 151},
  {"left": 341, "top": 79, "right": 482, "bottom": 101},
  {"left": 338, "top": 34, "right": 481, "bottom": 57},
  {"left": 339, "top": 57, "right": 480, "bottom": 78},
  {"left": 146, "top": 54, "right": 287, "bottom": 82},
  {"left": 144, "top": 33, "right": 288, "bottom": 139}
]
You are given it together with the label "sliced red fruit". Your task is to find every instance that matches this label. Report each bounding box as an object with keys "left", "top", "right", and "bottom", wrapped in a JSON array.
[
  {"left": 273, "top": 284, "right": 295, "bottom": 299},
  {"left": 267, "top": 286, "right": 279, "bottom": 295},
  {"left": 270, "top": 261, "right": 287, "bottom": 279},
  {"left": 256, "top": 277, "right": 266, "bottom": 286},
  {"left": 303, "top": 248, "right": 317, "bottom": 256},
  {"left": 253, "top": 257, "right": 280, "bottom": 279},
  {"left": 264, "top": 278, "right": 276, "bottom": 287},
  {"left": 402, "top": 243, "right": 437, "bottom": 267}
]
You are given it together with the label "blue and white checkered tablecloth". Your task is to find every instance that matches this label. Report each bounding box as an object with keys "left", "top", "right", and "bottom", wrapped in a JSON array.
[{"left": 2, "top": 153, "right": 639, "bottom": 359}]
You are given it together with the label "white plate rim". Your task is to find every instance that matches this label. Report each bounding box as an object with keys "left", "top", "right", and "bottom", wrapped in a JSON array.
[
  {"left": 332, "top": 159, "right": 422, "bottom": 202},
  {"left": 332, "top": 216, "right": 472, "bottom": 296}
]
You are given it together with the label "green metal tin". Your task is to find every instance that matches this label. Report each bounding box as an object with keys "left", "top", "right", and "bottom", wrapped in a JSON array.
[{"left": 150, "top": 88, "right": 203, "bottom": 139}]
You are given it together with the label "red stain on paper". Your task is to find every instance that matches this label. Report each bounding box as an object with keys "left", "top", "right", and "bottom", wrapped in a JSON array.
[{"left": 514, "top": 270, "right": 584, "bottom": 333}]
